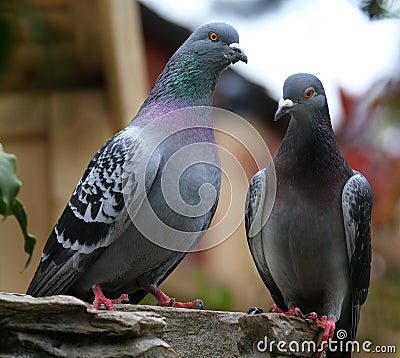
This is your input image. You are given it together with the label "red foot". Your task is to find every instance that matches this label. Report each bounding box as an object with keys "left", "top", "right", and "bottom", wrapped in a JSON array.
[
  {"left": 271, "top": 304, "right": 303, "bottom": 318},
  {"left": 91, "top": 284, "right": 129, "bottom": 311},
  {"left": 151, "top": 287, "right": 203, "bottom": 309},
  {"left": 308, "top": 312, "right": 335, "bottom": 357}
]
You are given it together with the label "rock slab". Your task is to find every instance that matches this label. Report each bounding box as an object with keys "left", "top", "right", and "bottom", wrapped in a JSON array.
[
  {"left": 0, "top": 293, "right": 324, "bottom": 357},
  {"left": 0, "top": 292, "right": 177, "bottom": 357}
]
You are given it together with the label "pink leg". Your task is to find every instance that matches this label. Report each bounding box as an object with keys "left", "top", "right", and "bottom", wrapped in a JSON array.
[
  {"left": 270, "top": 304, "right": 304, "bottom": 318},
  {"left": 148, "top": 286, "right": 203, "bottom": 309},
  {"left": 308, "top": 312, "right": 336, "bottom": 357},
  {"left": 91, "top": 284, "right": 129, "bottom": 311}
]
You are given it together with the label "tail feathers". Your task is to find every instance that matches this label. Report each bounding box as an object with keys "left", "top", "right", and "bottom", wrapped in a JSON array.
[
  {"left": 351, "top": 303, "right": 360, "bottom": 342},
  {"left": 27, "top": 258, "right": 78, "bottom": 297}
]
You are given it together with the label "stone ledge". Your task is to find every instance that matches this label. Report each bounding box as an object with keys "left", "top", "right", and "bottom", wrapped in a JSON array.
[
  {"left": 0, "top": 292, "right": 324, "bottom": 357},
  {"left": 0, "top": 292, "right": 176, "bottom": 357}
]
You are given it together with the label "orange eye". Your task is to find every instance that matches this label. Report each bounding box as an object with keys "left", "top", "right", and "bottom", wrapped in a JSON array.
[
  {"left": 208, "top": 32, "right": 219, "bottom": 42},
  {"left": 303, "top": 87, "right": 315, "bottom": 99}
]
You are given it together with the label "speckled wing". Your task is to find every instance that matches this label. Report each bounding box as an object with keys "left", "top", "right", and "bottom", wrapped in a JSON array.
[
  {"left": 341, "top": 170, "right": 372, "bottom": 340},
  {"left": 27, "top": 126, "right": 161, "bottom": 296},
  {"left": 245, "top": 169, "right": 287, "bottom": 310}
]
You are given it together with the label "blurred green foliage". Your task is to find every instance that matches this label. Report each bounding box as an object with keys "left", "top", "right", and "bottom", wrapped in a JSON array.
[
  {"left": 191, "top": 267, "right": 233, "bottom": 311},
  {"left": 0, "top": 144, "right": 36, "bottom": 267}
]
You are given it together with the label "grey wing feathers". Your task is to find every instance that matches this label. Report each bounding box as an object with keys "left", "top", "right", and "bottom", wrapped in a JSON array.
[
  {"left": 245, "top": 169, "right": 286, "bottom": 310},
  {"left": 342, "top": 170, "right": 372, "bottom": 340},
  {"left": 245, "top": 170, "right": 265, "bottom": 237},
  {"left": 27, "top": 128, "right": 161, "bottom": 297}
]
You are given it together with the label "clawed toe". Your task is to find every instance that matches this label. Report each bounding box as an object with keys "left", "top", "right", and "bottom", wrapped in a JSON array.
[
  {"left": 112, "top": 293, "right": 129, "bottom": 304},
  {"left": 305, "top": 311, "right": 318, "bottom": 321},
  {"left": 270, "top": 304, "right": 303, "bottom": 318},
  {"left": 269, "top": 304, "right": 335, "bottom": 357},
  {"left": 171, "top": 298, "right": 203, "bottom": 309},
  {"left": 305, "top": 312, "right": 336, "bottom": 357},
  {"left": 270, "top": 303, "right": 285, "bottom": 313},
  {"left": 148, "top": 285, "right": 203, "bottom": 309},
  {"left": 293, "top": 307, "right": 304, "bottom": 318},
  {"left": 91, "top": 284, "right": 128, "bottom": 311}
]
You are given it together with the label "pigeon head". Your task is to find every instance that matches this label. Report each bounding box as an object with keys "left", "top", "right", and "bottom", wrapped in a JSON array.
[
  {"left": 184, "top": 22, "right": 248, "bottom": 67},
  {"left": 139, "top": 22, "right": 247, "bottom": 114},
  {"left": 274, "top": 73, "right": 328, "bottom": 122}
]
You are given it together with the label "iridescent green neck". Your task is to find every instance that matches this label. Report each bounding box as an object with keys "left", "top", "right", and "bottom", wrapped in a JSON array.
[{"left": 138, "top": 51, "right": 222, "bottom": 116}]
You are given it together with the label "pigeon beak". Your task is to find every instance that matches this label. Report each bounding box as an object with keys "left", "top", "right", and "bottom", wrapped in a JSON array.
[
  {"left": 229, "top": 43, "right": 248, "bottom": 64},
  {"left": 274, "top": 98, "right": 294, "bottom": 121}
]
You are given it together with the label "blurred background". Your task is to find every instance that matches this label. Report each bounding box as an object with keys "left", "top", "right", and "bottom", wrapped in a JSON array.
[{"left": 0, "top": 0, "right": 399, "bottom": 356}]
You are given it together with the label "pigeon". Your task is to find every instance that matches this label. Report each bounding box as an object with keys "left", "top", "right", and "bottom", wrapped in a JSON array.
[
  {"left": 27, "top": 22, "right": 247, "bottom": 311},
  {"left": 245, "top": 73, "right": 372, "bottom": 357}
]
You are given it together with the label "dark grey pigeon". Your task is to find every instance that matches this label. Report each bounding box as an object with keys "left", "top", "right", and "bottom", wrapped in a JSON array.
[
  {"left": 27, "top": 22, "right": 247, "bottom": 310},
  {"left": 245, "top": 73, "right": 372, "bottom": 357}
]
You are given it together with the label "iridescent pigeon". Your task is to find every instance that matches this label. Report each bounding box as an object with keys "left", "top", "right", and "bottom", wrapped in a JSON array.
[
  {"left": 245, "top": 73, "right": 372, "bottom": 357},
  {"left": 27, "top": 22, "right": 247, "bottom": 310}
]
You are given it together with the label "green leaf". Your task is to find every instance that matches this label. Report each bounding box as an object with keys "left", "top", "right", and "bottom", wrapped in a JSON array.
[
  {"left": 12, "top": 199, "right": 36, "bottom": 268},
  {"left": 0, "top": 143, "right": 21, "bottom": 216},
  {"left": 0, "top": 144, "right": 36, "bottom": 267}
]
